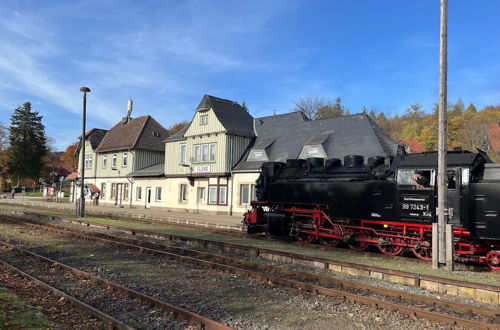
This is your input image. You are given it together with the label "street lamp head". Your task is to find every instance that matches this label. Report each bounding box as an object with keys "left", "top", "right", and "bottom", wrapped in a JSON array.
[{"left": 80, "top": 87, "right": 91, "bottom": 93}]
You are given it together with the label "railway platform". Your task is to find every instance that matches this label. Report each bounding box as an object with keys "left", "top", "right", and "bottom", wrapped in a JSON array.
[{"left": 0, "top": 197, "right": 243, "bottom": 230}]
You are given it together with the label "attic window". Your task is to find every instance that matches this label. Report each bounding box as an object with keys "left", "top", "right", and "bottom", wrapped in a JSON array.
[
  {"left": 247, "top": 149, "right": 269, "bottom": 162},
  {"left": 298, "top": 144, "right": 327, "bottom": 159},
  {"left": 151, "top": 132, "right": 161, "bottom": 137},
  {"left": 200, "top": 114, "right": 208, "bottom": 125}
]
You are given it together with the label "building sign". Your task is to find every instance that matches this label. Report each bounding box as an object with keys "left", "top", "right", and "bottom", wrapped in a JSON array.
[{"left": 194, "top": 165, "right": 211, "bottom": 173}]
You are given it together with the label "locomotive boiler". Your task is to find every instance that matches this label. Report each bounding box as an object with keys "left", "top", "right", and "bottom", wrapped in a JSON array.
[{"left": 243, "top": 150, "right": 500, "bottom": 270}]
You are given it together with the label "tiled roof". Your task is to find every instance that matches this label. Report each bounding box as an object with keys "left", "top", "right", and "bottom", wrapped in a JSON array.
[
  {"left": 197, "top": 95, "right": 255, "bottom": 137},
  {"left": 75, "top": 128, "right": 107, "bottom": 154},
  {"left": 96, "top": 115, "right": 168, "bottom": 152},
  {"left": 233, "top": 113, "right": 400, "bottom": 171},
  {"left": 485, "top": 123, "right": 500, "bottom": 152}
]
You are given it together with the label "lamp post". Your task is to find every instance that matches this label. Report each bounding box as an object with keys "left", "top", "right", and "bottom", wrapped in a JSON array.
[{"left": 78, "top": 87, "right": 91, "bottom": 217}]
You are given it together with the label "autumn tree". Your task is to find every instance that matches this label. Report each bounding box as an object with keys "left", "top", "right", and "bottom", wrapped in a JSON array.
[
  {"left": 7, "top": 102, "right": 47, "bottom": 184},
  {"left": 166, "top": 121, "right": 190, "bottom": 135},
  {"left": 62, "top": 142, "right": 79, "bottom": 169},
  {"left": 294, "top": 96, "right": 349, "bottom": 120}
]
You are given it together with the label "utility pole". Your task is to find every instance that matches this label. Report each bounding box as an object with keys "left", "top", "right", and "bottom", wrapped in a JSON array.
[
  {"left": 434, "top": 0, "right": 448, "bottom": 269},
  {"left": 77, "top": 87, "right": 91, "bottom": 217}
]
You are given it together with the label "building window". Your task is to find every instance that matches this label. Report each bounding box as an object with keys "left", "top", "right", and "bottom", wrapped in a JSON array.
[
  {"left": 240, "top": 184, "right": 249, "bottom": 205},
  {"left": 156, "top": 187, "right": 162, "bottom": 201},
  {"left": 122, "top": 152, "right": 128, "bottom": 167},
  {"left": 197, "top": 187, "right": 206, "bottom": 203},
  {"left": 208, "top": 186, "right": 218, "bottom": 204},
  {"left": 102, "top": 155, "right": 107, "bottom": 168},
  {"left": 179, "top": 143, "right": 187, "bottom": 164},
  {"left": 209, "top": 143, "right": 216, "bottom": 161},
  {"left": 193, "top": 143, "right": 217, "bottom": 163},
  {"left": 111, "top": 183, "right": 116, "bottom": 199},
  {"left": 179, "top": 184, "right": 187, "bottom": 202},
  {"left": 200, "top": 114, "right": 208, "bottom": 125},
  {"left": 239, "top": 184, "right": 256, "bottom": 205},
  {"left": 112, "top": 154, "right": 117, "bottom": 168},
  {"left": 202, "top": 144, "right": 208, "bottom": 162},
  {"left": 101, "top": 183, "right": 106, "bottom": 199},
  {"left": 123, "top": 183, "right": 129, "bottom": 200},
  {"left": 219, "top": 186, "right": 227, "bottom": 205},
  {"left": 136, "top": 187, "right": 142, "bottom": 200},
  {"left": 193, "top": 145, "right": 200, "bottom": 163},
  {"left": 85, "top": 155, "right": 92, "bottom": 168}
]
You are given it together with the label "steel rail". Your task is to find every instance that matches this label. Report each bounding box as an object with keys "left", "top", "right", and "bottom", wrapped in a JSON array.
[
  {"left": 0, "top": 240, "right": 233, "bottom": 330},
  {"left": 2, "top": 216, "right": 498, "bottom": 329},
  {"left": 0, "top": 259, "right": 134, "bottom": 330},
  {"left": 5, "top": 209, "right": 499, "bottom": 294}
]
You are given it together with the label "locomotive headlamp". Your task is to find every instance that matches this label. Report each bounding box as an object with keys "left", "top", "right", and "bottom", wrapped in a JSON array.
[{"left": 383, "top": 224, "right": 388, "bottom": 228}]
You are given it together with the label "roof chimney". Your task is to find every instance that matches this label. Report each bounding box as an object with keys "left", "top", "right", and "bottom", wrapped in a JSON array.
[{"left": 123, "top": 99, "right": 133, "bottom": 124}]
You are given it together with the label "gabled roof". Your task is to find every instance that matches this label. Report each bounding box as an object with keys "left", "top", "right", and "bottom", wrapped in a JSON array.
[
  {"left": 96, "top": 115, "right": 169, "bottom": 153},
  {"left": 197, "top": 94, "right": 255, "bottom": 136},
  {"left": 75, "top": 128, "right": 108, "bottom": 154},
  {"left": 233, "top": 113, "right": 400, "bottom": 171},
  {"left": 485, "top": 123, "right": 500, "bottom": 152}
]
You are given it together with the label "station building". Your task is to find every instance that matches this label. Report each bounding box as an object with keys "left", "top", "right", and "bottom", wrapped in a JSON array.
[{"left": 74, "top": 94, "right": 400, "bottom": 215}]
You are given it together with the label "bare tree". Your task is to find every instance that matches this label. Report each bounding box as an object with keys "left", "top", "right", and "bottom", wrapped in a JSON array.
[{"left": 294, "top": 96, "right": 349, "bottom": 119}]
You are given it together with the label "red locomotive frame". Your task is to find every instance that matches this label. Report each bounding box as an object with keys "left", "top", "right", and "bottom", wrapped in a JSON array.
[{"left": 244, "top": 201, "right": 500, "bottom": 270}]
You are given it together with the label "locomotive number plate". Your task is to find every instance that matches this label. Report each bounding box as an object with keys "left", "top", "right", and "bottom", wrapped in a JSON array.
[{"left": 401, "top": 203, "right": 430, "bottom": 211}]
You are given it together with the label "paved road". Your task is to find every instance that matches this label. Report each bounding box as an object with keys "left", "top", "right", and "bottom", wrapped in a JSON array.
[{"left": 0, "top": 197, "right": 244, "bottom": 231}]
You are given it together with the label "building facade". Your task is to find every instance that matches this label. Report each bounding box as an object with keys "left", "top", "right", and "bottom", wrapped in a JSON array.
[{"left": 75, "top": 95, "right": 401, "bottom": 216}]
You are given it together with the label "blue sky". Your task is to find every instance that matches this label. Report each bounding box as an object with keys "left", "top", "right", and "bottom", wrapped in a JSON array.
[{"left": 0, "top": 1, "right": 499, "bottom": 150}]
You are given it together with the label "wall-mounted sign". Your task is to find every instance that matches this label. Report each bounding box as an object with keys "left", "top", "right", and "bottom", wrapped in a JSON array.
[{"left": 194, "top": 165, "right": 211, "bottom": 173}]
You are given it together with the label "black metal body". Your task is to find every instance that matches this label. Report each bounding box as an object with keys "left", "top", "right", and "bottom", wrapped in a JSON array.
[{"left": 256, "top": 151, "right": 500, "bottom": 241}]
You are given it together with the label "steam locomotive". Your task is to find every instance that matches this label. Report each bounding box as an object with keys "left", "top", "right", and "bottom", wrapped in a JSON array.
[{"left": 243, "top": 150, "right": 500, "bottom": 270}]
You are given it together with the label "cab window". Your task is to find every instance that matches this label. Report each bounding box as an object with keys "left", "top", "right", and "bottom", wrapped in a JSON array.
[{"left": 397, "top": 169, "right": 434, "bottom": 188}]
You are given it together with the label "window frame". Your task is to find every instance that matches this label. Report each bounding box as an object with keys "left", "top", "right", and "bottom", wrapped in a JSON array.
[
  {"left": 122, "top": 152, "right": 128, "bottom": 167},
  {"left": 200, "top": 114, "right": 208, "bottom": 125},
  {"left": 112, "top": 154, "right": 117, "bottom": 168},
  {"left": 240, "top": 184, "right": 250, "bottom": 205},
  {"left": 201, "top": 144, "right": 209, "bottom": 162},
  {"left": 193, "top": 145, "right": 200, "bottom": 163},
  {"left": 197, "top": 187, "right": 206, "bottom": 203},
  {"left": 209, "top": 143, "right": 216, "bottom": 162},
  {"left": 102, "top": 155, "right": 107, "bottom": 168},
  {"left": 219, "top": 186, "right": 227, "bottom": 205},
  {"left": 179, "top": 143, "right": 187, "bottom": 164},
  {"left": 208, "top": 186, "right": 218, "bottom": 204},
  {"left": 101, "top": 183, "right": 106, "bottom": 199},
  {"left": 123, "top": 183, "right": 129, "bottom": 200},
  {"left": 136, "top": 186, "right": 142, "bottom": 201},
  {"left": 155, "top": 187, "right": 162, "bottom": 201},
  {"left": 179, "top": 184, "right": 188, "bottom": 203}
]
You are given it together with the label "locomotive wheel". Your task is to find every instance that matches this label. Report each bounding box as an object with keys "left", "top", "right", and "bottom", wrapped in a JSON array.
[
  {"left": 377, "top": 238, "right": 405, "bottom": 256},
  {"left": 485, "top": 251, "right": 500, "bottom": 270},
  {"left": 347, "top": 230, "right": 371, "bottom": 251},
  {"left": 319, "top": 236, "right": 342, "bottom": 247},
  {"left": 298, "top": 232, "right": 316, "bottom": 243},
  {"left": 410, "top": 240, "right": 432, "bottom": 261}
]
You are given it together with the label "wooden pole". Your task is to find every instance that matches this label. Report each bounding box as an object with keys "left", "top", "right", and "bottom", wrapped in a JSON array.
[{"left": 436, "top": 0, "right": 448, "bottom": 266}]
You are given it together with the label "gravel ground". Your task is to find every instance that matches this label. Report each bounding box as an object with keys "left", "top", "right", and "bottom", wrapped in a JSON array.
[
  {"left": 0, "top": 264, "right": 110, "bottom": 329},
  {"left": 43, "top": 216, "right": 498, "bottom": 311},
  {"left": 0, "top": 220, "right": 468, "bottom": 330}
]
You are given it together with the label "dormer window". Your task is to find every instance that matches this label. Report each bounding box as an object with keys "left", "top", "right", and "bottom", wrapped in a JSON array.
[
  {"left": 298, "top": 131, "right": 333, "bottom": 159},
  {"left": 247, "top": 149, "right": 269, "bottom": 162},
  {"left": 246, "top": 136, "right": 276, "bottom": 162},
  {"left": 200, "top": 114, "right": 208, "bottom": 125}
]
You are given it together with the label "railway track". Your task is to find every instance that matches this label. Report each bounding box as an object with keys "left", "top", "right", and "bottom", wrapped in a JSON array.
[
  {"left": 5, "top": 208, "right": 498, "bottom": 300},
  {"left": 2, "top": 215, "right": 498, "bottom": 329},
  {"left": 0, "top": 240, "right": 232, "bottom": 330}
]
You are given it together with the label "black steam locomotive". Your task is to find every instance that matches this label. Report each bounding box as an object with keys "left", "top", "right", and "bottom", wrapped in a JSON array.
[{"left": 243, "top": 150, "right": 500, "bottom": 270}]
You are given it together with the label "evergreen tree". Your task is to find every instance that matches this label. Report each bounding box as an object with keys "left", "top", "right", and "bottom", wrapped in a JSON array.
[
  {"left": 465, "top": 103, "right": 478, "bottom": 113},
  {"left": 7, "top": 102, "right": 47, "bottom": 184}
]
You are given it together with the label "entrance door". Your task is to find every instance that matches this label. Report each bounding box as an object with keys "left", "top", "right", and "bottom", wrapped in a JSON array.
[
  {"left": 116, "top": 183, "right": 123, "bottom": 206},
  {"left": 145, "top": 187, "right": 152, "bottom": 208}
]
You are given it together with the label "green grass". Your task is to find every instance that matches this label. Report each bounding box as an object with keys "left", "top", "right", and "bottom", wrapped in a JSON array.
[{"left": 0, "top": 287, "right": 52, "bottom": 329}]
